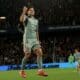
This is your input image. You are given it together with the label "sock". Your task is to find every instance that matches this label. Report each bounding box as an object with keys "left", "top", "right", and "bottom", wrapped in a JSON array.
[
  {"left": 21, "top": 57, "right": 27, "bottom": 70},
  {"left": 37, "top": 56, "right": 43, "bottom": 69}
]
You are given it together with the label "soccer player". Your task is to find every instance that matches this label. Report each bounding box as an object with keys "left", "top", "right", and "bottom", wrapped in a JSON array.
[
  {"left": 19, "top": 6, "right": 48, "bottom": 78},
  {"left": 68, "top": 54, "right": 74, "bottom": 64},
  {"left": 74, "top": 49, "right": 80, "bottom": 72}
]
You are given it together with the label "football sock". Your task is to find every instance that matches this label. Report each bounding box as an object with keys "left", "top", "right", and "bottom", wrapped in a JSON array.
[
  {"left": 21, "top": 57, "right": 27, "bottom": 70},
  {"left": 37, "top": 56, "right": 43, "bottom": 69}
]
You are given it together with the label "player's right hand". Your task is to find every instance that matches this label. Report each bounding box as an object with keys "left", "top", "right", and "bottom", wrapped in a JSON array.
[{"left": 23, "top": 6, "right": 27, "bottom": 14}]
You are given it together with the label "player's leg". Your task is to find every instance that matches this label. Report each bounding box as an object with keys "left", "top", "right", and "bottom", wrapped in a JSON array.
[
  {"left": 77, "top": 63, "right": 80, "bottom": 72},
  {"left": 34, "top": 48, "right": 43, "bottom": 69},
  {"left": 20, "top": 52, "right": 31, "bottom": 78},
  {"left": 79, "top": 64, "right": 80, "bottom": 71},
  {"left": 21, "top": 47, "right": 31, "bottom": 69},
  {"left": 19, "top": 44, "right": 31, "bottom": 78},
  {"left": 34, "top": 47, "right": 48, "bottom": 76},
  {"left": 77, "top": 64, "right": 79, "bottom": 72}
]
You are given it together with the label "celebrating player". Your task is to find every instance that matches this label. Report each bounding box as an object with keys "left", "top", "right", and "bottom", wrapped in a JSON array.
[
  {"left": 74, "top": 49, "right": 80, "bottom": 72},
  {"left": 19, "top": 6, "right": 48, "bottom": 78}
]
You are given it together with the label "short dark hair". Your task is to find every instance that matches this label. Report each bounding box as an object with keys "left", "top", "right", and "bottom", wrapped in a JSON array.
[
  {"left": 27, "top": 2, "right": 34, "bottom": 9},
  {"left": 27, "top": 5, "right": 34, "bottom": 11}
]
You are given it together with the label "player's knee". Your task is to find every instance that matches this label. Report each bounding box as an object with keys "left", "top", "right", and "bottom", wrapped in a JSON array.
[
  {"left": 35, "top": 48, "right": 43, "bottom": 56},
  {"left": 25, "top": 53, "right": 31, "bottom": 59}
]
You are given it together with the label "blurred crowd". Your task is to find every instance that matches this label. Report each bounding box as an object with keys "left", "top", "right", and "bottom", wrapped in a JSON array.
[
  {"left": 0, "top": 38, "right": 23, "bottom": 65},
  {"left": 41, "top": 37, "right": 78, "bottom": 63},
  {"left": 0, "top": 0, "right": 80, "bottom": 27},
  {"left": 0, "top": 35, "right": 80, "bottom": 65}
]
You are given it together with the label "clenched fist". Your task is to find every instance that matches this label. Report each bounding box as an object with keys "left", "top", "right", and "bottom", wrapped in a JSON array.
[{"left": 23, "top": 6, "right": 27, "bottom": 14}]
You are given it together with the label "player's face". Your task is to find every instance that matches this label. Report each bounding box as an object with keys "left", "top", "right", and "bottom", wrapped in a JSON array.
[{"left": 27, "top": 8, "right": 35, "bottom": 16}]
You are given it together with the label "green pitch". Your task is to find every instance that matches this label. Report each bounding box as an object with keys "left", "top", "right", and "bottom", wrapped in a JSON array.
[{"left": 0, "top": 68, "right": 80, "bottom": 80}]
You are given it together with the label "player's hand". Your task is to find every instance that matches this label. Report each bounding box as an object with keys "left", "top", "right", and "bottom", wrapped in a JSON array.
[{"left": 23, "top": 6, "right": 27, "bottom": 14}]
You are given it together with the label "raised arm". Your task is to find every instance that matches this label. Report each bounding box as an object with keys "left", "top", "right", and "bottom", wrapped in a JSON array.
[{"left": 20, "top": 6, "right": 27, "bottom": 23}]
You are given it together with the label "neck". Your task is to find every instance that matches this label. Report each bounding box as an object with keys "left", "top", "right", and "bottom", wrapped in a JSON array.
[{"left": 28, "top": 15, "right": 34, "bottom": 18}]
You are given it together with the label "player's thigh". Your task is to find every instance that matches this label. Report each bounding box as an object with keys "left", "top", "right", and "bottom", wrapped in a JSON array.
[
  {"left": 23, "top": 47, "right": 31, "bottom": 58},
  {"left": 23, "top": 43, "right": 32, "bottom": 57},
  {"left": 33, "top": 45, "right": 43, "bottom": 56}
]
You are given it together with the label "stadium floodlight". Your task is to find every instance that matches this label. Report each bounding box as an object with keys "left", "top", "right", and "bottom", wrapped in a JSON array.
[{"left": 0, "top": 16, "right": 6, "bottom": 20}]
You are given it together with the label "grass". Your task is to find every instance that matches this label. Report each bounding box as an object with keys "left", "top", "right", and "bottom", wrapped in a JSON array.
[{"left": 0, "top": 68, "right": 80, "bottom": 80}]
